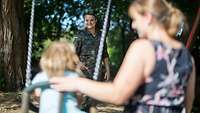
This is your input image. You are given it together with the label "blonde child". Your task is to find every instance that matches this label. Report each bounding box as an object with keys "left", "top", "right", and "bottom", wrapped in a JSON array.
[{"left": 32, "top": 40, "right": 86, "bottom": 113}]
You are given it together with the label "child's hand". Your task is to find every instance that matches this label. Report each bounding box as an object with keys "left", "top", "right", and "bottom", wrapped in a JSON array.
[{"left": 50, "top": 77, "right": 78, "bottom": 92}]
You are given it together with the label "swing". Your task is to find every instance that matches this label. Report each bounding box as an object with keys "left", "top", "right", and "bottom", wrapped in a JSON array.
[{"left": 21, "top": 0, "right": 112, "bottom": 112}]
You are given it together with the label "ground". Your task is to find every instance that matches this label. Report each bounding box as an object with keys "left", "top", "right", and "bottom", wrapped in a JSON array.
[
  {"left": 0, "top": 92, "right": 24, "bottom": 113},
  {"left": 0, "top": 92, "right": 123, "bottom": 113}
]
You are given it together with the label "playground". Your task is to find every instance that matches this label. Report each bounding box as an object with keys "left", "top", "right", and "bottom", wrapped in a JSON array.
[{"left": 0, "top": 0, "right": 200, "bottom": 113}]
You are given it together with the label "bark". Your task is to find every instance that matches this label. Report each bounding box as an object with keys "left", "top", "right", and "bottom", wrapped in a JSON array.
[{"left": 0, "top": 0, "right": 26, "bottom": 91}]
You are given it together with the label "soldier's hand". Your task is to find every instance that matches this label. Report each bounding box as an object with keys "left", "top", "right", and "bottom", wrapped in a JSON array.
[
  {"left": 104, "top": 72, "right": 110, "bottom": 81},
  {"left": 79, "top": 62, "right": 89, "bottom": 71}
]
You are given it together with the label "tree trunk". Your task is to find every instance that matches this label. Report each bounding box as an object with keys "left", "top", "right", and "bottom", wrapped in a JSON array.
[{"left": 0, "top": 0, "right": 26, "bottom": 91}]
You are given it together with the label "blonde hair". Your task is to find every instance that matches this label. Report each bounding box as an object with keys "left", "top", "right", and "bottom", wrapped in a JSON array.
[
  {"left": 40, "top": 40, "right": 80, "bottom": 77},
  {"left": 130, "top": 0, "right": 188, "bottom": 37}
]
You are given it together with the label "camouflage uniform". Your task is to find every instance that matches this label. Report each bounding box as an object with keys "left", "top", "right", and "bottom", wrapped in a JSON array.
[
  {"left": 74, "top": 29, "right": 109, "bottom": 79},
  {"left": 74, "top": 29, "right": 109, "bottom": 112}
]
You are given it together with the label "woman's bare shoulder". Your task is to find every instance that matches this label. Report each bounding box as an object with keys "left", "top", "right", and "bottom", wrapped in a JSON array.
[
  {"left": 129, "top": 39, "right": 156, "bottom": 76},
  {"left": 129, "top": 39, "right": 154, "bottom": 52}
]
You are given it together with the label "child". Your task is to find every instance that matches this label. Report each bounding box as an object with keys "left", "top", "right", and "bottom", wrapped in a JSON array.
[{"left": 32, "top": 40, "right": 86, "bottom": 113}]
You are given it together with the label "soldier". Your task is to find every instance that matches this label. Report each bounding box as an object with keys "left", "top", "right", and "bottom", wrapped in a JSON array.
[
  {"left": 74, "top": 11, "right": 110, "bottom": 81},
  {"left": 73, "top": 11, "right": 111, "bottom": 113}
]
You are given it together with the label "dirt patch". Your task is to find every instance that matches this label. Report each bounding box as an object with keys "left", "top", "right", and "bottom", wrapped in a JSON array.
[
  {"left": 0, "top": 92, "right": 21, "bottom": 113},
  {"left": 0, "top": 92, "right": 123, "bottom": 113}
]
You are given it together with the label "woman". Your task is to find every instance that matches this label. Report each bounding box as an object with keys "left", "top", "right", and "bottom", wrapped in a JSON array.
[
  {"left": 51, "top": 0, "right": 195, "bottom": 113},
  {"left": 74, "top": 11, "right": 110, "bottom": 81}
]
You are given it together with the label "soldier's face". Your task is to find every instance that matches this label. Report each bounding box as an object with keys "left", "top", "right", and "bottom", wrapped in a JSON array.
[{"left": 84, "top": 14, "right": 97, "bottom": 30}]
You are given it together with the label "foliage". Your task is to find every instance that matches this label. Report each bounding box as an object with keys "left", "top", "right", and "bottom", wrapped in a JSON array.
[
  {"left": 32, "top": 31, "right": 75, "bottom": 60},
  {"left": 24, "top": 0, "right": 133, "bottom": 73},
  {"left": 23, "top": 0, "right": 200, "bottom": 74},
  {"left": 32, "top": 38, "right": 52, "bottom": 59}
]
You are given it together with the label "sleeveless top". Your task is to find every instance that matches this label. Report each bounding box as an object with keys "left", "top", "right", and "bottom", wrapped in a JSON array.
[{"left": 124, "top": 40, "right": 193, "bottom": 113}]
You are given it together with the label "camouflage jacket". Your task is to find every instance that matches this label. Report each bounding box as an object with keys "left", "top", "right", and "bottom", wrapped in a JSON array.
[{"left": 74, "top": 30, "right": 108, "bottom": 77}]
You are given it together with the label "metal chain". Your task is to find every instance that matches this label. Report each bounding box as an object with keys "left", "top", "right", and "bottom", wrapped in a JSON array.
[
  {"left": 93, "top": 0, "right": 112, "bottom": 80},
  {"left": 25, "top": 0, "right": 35, "bottom": 87}
]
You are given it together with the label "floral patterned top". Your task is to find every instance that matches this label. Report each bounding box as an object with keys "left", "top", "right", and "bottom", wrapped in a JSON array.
[{"left": 124, "top": 40, "right": 193, "bottom": 113}]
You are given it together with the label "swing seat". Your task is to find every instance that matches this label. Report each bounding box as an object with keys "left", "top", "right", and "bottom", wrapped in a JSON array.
[
  {"left": 21, "top": 81, "right": 86, "bottom": 113},
  {"left": 21, "top": 81, "right": 51, "bottom": 113}
]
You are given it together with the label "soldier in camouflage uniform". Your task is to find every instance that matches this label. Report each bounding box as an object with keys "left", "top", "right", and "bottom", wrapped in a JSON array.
[
  {"left": 74, "top": 13, "right": 110, "bottom": 81},
  {"left": 74, "top": 12, "right": 110, "bottom": 113}
]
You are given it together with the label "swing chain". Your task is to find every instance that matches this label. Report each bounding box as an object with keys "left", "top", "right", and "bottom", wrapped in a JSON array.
[
  {"left": 93, "top": 0, "right": 112, "bottom": 80},
  {"left": 25, "top": 0, "right": 35, "bottom": 87}
]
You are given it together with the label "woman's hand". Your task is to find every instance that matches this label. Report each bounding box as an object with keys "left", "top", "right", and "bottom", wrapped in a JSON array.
[{"left": 50, "top": 77, "right": 79, "bottom": 92}]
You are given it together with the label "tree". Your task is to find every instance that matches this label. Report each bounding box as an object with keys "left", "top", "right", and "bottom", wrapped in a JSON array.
[{"left": 0, "top": 0, "right": 26, "bottom": 91}]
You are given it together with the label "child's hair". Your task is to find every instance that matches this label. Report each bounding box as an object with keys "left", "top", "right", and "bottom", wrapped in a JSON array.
[
  {"left": 130, "top": 0, "right": 188, "bottom": 38},
  {"left": 40, "top": 40, "right": 80, "bottom": 77}
]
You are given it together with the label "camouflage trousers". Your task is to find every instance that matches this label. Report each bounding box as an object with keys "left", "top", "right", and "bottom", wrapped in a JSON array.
[
  {"left": 80, "top": 69, "right": 105, "bottom": 112},
  {"left": 79, "top": 95, "right": 98, "bottom": 112},
  {"left": 81, "top": 67, "right": 105, "bottom": 81}
]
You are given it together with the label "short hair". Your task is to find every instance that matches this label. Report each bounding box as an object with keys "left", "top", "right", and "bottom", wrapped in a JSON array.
[
  {"left": 83, "top": 9, "right": 97, "bottom": 19},
  {"left": 40, "top": 40, "right": 80, "bottom": 77}
]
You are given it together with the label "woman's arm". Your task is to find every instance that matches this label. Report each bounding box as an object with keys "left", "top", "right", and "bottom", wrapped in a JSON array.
[
  {"left": 185, "top": 58, "right": 196, "bottom": 113},
  {"left": 51, "top": 39, "right": 155, "bottom": 105}
]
